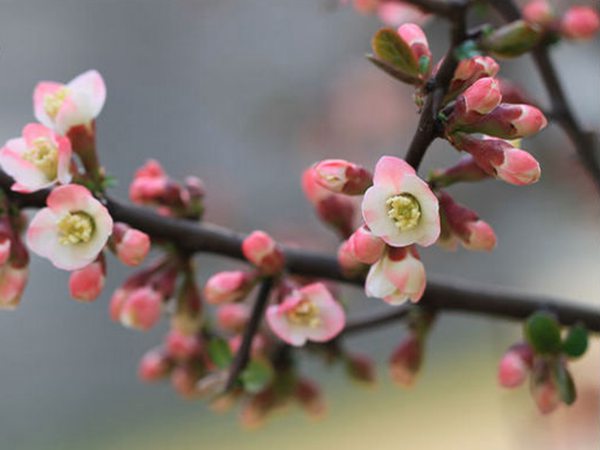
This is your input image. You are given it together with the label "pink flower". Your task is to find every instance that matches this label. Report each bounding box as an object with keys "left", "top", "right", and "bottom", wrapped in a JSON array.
[
  {"left": 33, "top": 70, "right": 106, "bottom": 135},
  {"left": 377, "top": 2, "right": 430, "bottom": 27},
  {"left": 397, "top": 23, "right": 432, "bottom": 79},
  {"left": 498, "top": 343, "right": 533, "bottom": 388},
  {"left": 26, "top": 185, "right": 113, "bottom": 270},
  {"left": 0, "top": 264, "right": 28, "bottom": 310},
  {"left": 446, "top": 56, "right": 500, "bottom": 101},
  {"left": 313, "top": 159, "right": 372, "bottom": 195},
  {"left": 366, "top": 246, "right": 426, "bottom": 305},
  {"left": 0, "top": 123, "right": 72, "bottom": 193},
  {"left": 266, "top": 282, "right": 345, "bottom": 347},
  {"left": 523, "top": 0, "right": 555, "bottom": 26},
  {"left": 138, "top": 349, "right": 171, "bottom": 382},
  {"left": 203, "top": 270, "right": 256, "bottom": 304},
  {"left": 68, "top": 260, "right": 105, "bottom": 302},
  {"left": 242, "top": 231, "right": 285, "bottom": 275},
  {"left": 455, "top": 77, "right": 502, "bottom": 116},
  {"left": 216, "top": 303, "right": 250, "bottom": 333},
  {"left": 117, "top": 286, "right": 163, "bottom": 331},
  {"left": 362, "top": 156, "right": 439, "bottom": 247},
  {"left": 165, "top": 329, "right": 203, "bottom": 361},
  {"left": 114, "top": 223, "right": 151, "bottom": 266},
  {"left": 346, "top": 225, "right": 385, "bottom": 264},
  {"left": 129, "top": 159, "right": 169, "bottom": 205},
  {"left": 337, "top": 239, "right": 366, "bottom": 277},
  {"left": 561, "top": 6, "right": 600, "bottom": 40},
  {"left": 389, "top": 333, "right": 422, "bottom": 387}
]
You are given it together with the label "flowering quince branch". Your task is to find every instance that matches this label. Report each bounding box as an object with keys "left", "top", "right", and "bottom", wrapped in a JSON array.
[{"left": 1, "top": 0, "right": 599, "bottom": 425}]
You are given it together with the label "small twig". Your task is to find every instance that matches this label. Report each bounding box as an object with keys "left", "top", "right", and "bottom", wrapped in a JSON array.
[{"left": 225, "top": 278, "right": 274, "bottom": 391}]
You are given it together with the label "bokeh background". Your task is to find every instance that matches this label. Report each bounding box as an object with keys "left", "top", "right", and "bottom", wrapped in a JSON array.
[{"left": 0, "top": 1, "right": 598, "bottom": 449}]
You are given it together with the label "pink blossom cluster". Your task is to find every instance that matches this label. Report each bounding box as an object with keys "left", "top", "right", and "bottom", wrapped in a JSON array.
[{"left": 523, "top": 1, "right": 600, "bottom": 40}]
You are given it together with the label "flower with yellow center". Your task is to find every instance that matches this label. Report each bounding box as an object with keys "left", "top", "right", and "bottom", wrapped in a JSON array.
[
  {"left": 362, "top": 156, "right": 440, "bottom": 247},
  {"left": 43, "top": 87, "right": 69, "bottom": 119},
  {"left": 22, "top": 138, "right": 59, "bottom": 180},
  {"left": 287, "top": 299, "right": 321, "bottom": 328},
  {"left": 57, "top": 212, "right": 95, "bottom": 245}
]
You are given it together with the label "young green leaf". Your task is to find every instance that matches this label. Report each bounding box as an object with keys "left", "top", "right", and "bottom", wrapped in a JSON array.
[
  {"left": 207, "top": 338, "right": 233, "bottom": 369},
  {"left": 240, "top": 359, "right": 274, "bottom": 394},
  {"left": 562, "top": 324, "right": 588, "bottom": 358},
  {"left": 552, "top": 361, "right": 576, "bottom": 405},
  {"left": 524, "top": 312, "right": 561, "bottom": 354}
]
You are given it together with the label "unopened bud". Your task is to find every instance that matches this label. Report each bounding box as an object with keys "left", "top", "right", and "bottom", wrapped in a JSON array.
[
  {"left": 314, "top": 159, "right": 372, "bottom": 195},
  {"left": 389, "top": 333, "right": 422, "bottom": 387},
  {"left": 216, "top": 303, "right": 251, "bottom": 333},
  {"left": 346, "top": 354, "right": 377, "bottom": 385},
  {"left": 523, "top": 0, "right": 555, "bottom": 27},
  {"left": 498, "top": 343, "right": 533, "bottom": 388},
  {"left": 242, "top": 231, "right": 285, "bottom": 275},
  {"left": 204, "top": 271, "right": 256, "bottom": 304},
  {"left": 561, "top": 6, "right": 600, "bottom": 40},
  {"left": 165, "top": 329, "right": 203, "bottom": 361},
  {"left": 138, "top": 349, "right": 171, "bottom": 382},
  {"left": 114, "top": 224, "right": 151, "bottom": 267},
  {"left": 118, "top": 286, "right": 163, "bottom": 331},
  {"left": 347, "top": 225, "right": 385, "bottom": 264},
  {"left": 480, "top": 20, "right": 543, "bottom": 58},
  {"left": 295, "top": 378, "right": 326, "bottom": 419},
  {"left": 69, "top": 260, "right": 105, "bottom": 302}
]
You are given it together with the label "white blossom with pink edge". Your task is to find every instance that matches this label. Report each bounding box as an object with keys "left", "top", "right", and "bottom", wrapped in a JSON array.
[
  {"left": 366, "top": 246, "right": 426, "bottom": 305},
  {"left": 26, "top": 184, "right": 113, "bottom": 271},
  {"left": 0, "top": 123, "right": 72, "bottom": 193},
  {"left": 33, "top": 70, "right": 106, "bottom": 135},
  {"left": 362, "top": 156, "right": 439, "bottom": 247},
  {"left": 266, "top": 282, "right": 345, "bottom": 347}
]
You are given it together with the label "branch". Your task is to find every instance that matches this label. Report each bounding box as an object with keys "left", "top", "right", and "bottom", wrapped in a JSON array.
[
  {"left": 399, "top": 0, "right": 470, "bottom": 18},
  {"left": 2, "top": 170, "right": 598, "bottom": 332},
  {"left": 488, "top": 0, "right": 600, "bottom": 194},
  {"left": 225, "top": 278, "right": 274, "bottom": 391}
]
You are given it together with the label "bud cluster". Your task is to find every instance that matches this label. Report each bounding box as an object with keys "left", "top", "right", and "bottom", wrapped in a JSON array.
[{"left": 523, "top": 1, "right": 600, "bottom": 41}]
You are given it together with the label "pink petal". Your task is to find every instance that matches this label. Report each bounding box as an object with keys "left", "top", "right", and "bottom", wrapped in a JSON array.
[
  {"left": 22, "top": 123, "right": 54, "bottom": 146},
  {"left": 67, "top": 70, "right": 106, "bottom": 119},
  {"left": 373, "top": 156, "right": 416, "bottom": 191}
]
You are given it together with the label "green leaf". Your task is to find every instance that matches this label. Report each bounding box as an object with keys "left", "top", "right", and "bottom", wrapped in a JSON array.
[
  {"left": 371, "top": 28, "right": 418, "bottom": 77},
  {"left": 453, "top": 40, "right": 481, "bottom": 61},
  {"left": 418, "top": 55, "right": 431, "bottom": 76},
  {"left": 524, "top": 312, "right": 561, "bottom": 354},
  {"left": 552, "top": 361, "right": 576, "bottom": 405},
  {"left": 562, "top": 324, "right": 588, "bottom": 358},
  {"left": 207, "top": 338, "right": 233, "bottom": 369},
  {"left": 240, "top": 359, "right": 274, "bottom": 394}
]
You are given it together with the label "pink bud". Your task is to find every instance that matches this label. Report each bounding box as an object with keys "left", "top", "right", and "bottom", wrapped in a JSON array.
[
  {"left": 446, "top": 56, "right": 500, "bottom": 101},
  {"left": 69, "top": 260, "right": 105, "bottom": 302},
  {"left": 530, "top": 360, "right": 560, "bottom": 414},
  {"left": 242, "top": 231, "right": 285, "bottom": 275},
  {"left": 0, "top": 264, "right": 28, "bottom": 310},
  {"left": 313, "top": 159, "right": 372, "bottom": 195},
  {"left": 138, "top": 349, "right": 171, "bottom": 382},
  {"left": 165, "top": 329, "right": 203, "bottom": 361},
  {"left": 458, "top": 77, "right": 502, "bottom": 115},
  {"left": 430, "top": 155, "right": 490, "bottom": 188},
  {"left": 129, "top": 160, "right": 169, "bottom": 204},
  {"left": 561, "top": 6, "right": 600, "bottom": 40},
  {"left": 397, "top": 23, "right": 432, "bottom": 77},
  {"left": 295, "top": 378, "right": 326, "bottom": 418},
  {"left": 347, "top": 226, "right": 385, "bottom": 264},
  {"left": 171, "top": 366, "right": 200, "bottom": 399},
  {"left": 109, "top": 288, "right": 129, "bottom": 321},
  {"left": 496, "top": 147, "right": 541, "bottom": 186},
  {"left": 119, "top": 287, "right": 163, "bottom": 331},
  {"left": 523, "top": 0, "right": 555, "bottom": 26},
  {"left": 346, "top": 354, "right": 377, "bottom": 384},
  {"left": 203, "top": 271, "right": 256, "bottom": 304},
  {"left": 463, "top": 220, "right": 497, "bottom": 251},
  {"left": 337, "top": 239, "right": 365, "bottom": 277},
  {"left": 116, "top": 227, "right": 151, "bottom": 266},
  {"left": 0, "top": 237, "right": 11, "bottom": 266},
  {"left": 498, "top": 351, "right": 529, "bottom": 388},
  {"left": 216, "top": 303, "right": 251, "bottom": 333},
  {"left": 389, "top": 333, "right": 422, "bottom": 387}
]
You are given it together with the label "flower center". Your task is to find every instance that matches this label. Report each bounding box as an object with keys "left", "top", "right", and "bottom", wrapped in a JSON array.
[
  {"left": 287, "top": 299, "right": 321, "bottom": 328},
  {"left": 386, "top": 193, "right": 421, "bottom": 231},
  {"left": 44, "top": 87, "right": 69, "bottom": 119},
  {"left": 22, "top": 138, "right": 59, "bottom": 179},
  {"left": 57, "top": 211, "right": 95, "bottom": 245}
]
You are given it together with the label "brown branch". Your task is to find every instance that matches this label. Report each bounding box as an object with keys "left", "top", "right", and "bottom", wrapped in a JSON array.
[
  {"left": 488, "top": 0, "right": 600, "bottom": 194},
  {"left": 225, "top": 277, "right": 274, "bottom": 391}
]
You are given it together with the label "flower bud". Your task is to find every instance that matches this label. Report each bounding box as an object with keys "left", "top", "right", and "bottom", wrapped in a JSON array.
[
  {"left": 397, "top": 23, "right": 432, "bottom": 77},
  {"left": 523, "top": 0, "right": 555, "bottom": 27},
  {"left": 165, "top": 328, "right": 203, "bottom": 361},
  {"left": 242, "top": 231, "right": 285, "bottom": 275},
  {"left": 561, "top": 6, "right": 600, "bottom": 40},
  {"left": 445, "top": 56, "right": 500, "bottom": 102},
  {"left": 389, "top": 333, "right": 422, "bottom": 387},
  {"left": 216, "top": 303, "right": 251, "bottom": 333},
  {"left": 337, "top": 239, "right": 366, "bottom": 277},
  {"left": 498, "top": 343, "right": 533, "bottom": 388},
  {"left": 429, "top": 155, "right": 490, "bottom": 188},
  {"left": 480, "top": 20, "right": 543, "bottom": 58},
  {"left": 114, "top": 224, "right": 151, "bottom": 267},
  {"left": 314, "top": 159, "right": 372, "bottom": 195},
  {"left": 69, "top": 260, "right": 105, "bottom": 302},
  {"left": 203, "top": 270, "right": 256, "bottom": 304},
  {"left": 0, "top": 237, "right": 11, "bottom": 266},
  {"left": 530, "top": 360, "right": 561, "bottom": 414},
  {"left": 347, "top": 226, "right": 385, "bottom": 265},
  {"left": 346, "top": 354, "right": 377, "bottom": 385},
  {"left": 0, "top": 264, "right": 28, "bottom": 310},
  {"left": 171, "top": 365, "right": 200, "bottom": 399},
  {"left": 118, "top": 286, "right": 163, "bottom": 331},
  {"left": 295, "top": 378, "right": 326, "bottom": 419},
  {"left": 138, "top": 349, "right": 171, "bottom": 382},
  {"left": 455, "top": 77, "right": 502, "bottom": 116}
]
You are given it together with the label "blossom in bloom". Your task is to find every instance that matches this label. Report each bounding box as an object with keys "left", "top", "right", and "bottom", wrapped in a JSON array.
[
  {"left": 68, "top": 260, "right": 105, "bottom": 302},
  {"left": 346, "top": 225, "right": 385, "bottom": 264},
  {"left": 138, "top": 349, "right": 172, "bottom": 382},
  {"left": 33, "top": 70, "right": 106, "bottom": 135},
  {"left": 452, "top": 133, "right": 541, "bottom": 186},
  {"left": 498, "top": 343, "right": 533, "bottom": 388},
  {"left": 116, "top": 286, "right": 163, "bottom": 331},
  {"left": 389, "top": 332, "right": 422, "bottom": 387},
  {"left": 366, "top": 246, "right": 426, "bottom": 305},
  {"left": 362, "top": 156, "right": 439, "bottom": 247},
  {"left": 0, "top": 264, "right": 28, "bottom": 310},
  {"left": 204, "top": 270, "right": 256, "bottom": 304},
  {"left": 266, "top": 282, "right": 345, "bottom": 347},
  {"left": 0, "top": 123, "right": 72, "bottom": 193},
  {"left": 313, "top": 159, "right": 372, "bottom": 195},
  {"left": 242, "top": 231, "right": 285, "bottom": 275},
  {"left": 26, "top": 184, "right": 113, "bottom": 271},
  {"left": 560, "top": 6, "right": 600, "bottom": 40},
  {"left": 113, "top": 223, "right": 151, "bottom": 266}
]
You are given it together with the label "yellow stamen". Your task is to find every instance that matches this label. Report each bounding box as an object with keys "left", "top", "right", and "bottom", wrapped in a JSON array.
[
  {"left": 386, "top": 193, "right": 421, "bottom": 231},
  {"left": 44, "top": 87, "right": 69, "bottom": 119},
  {"left": 57, "top": 212, "right": 94, "bottom": 245},
  {"left": 287, "top": 299, "right": 321, "bottom": 328},
  {"left": 22, "top": 138, "right": 58, "bottom": 179}
]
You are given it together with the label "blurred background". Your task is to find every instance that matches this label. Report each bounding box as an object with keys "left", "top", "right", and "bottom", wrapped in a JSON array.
[{"left": 0, "top": 1, "right": 598, "bottom": 449}]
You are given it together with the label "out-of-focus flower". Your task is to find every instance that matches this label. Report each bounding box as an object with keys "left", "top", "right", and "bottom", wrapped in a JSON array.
[
  {"left": 0, "top": 123, "right": 72, "bottom": 193},
  {"left": 33, "top": 70, "right": 106, "bottom": 135},
  {"left": 266, "top": 282, "right": 345, "bottom": 346},
  {"left": 129, "top": 159, "right": 170, "bottom": 205},
  {"left": 116, "top": 286, "right": 163, "bottom": 331},
  {"left": 165, "top": 329, "right": 203, "bottom": 361},
  {"left": 26, "top": 184, "right": 113, "bottom": 271},
  {"left": 498, "top": 343, "right": 534, "bottom": 388},
  {"left": 523, "top": 0, "right": 555, "bottom": 27},
  {"left": 561, "top": 6, "right": 600, "bottom": 40},
  {"left": 362, "top": 156, "right": 439, "bottom": 248},
  {"left": 68, "top": 259, "right": 105, "bottom": 302},
  {"left": 216, "top": 303, "right": 251, "bottom": 333},
  {"left": 365, "top": 245, "right": 426, "bottom": 305},
  {"left": 113, "top": 223, "right": 151, "bottom": 267},
  {"left": 389, "top": 332, "right": 422, "bottom": 387},
  {"left": 204, "top": 271, "right": 256, "bottom": 305},
  {"left": 0, "top": 264, "right": 28, "bottom": 310},
  {"left": 138, "top": 348, "right": 172, "bottom": 382}
]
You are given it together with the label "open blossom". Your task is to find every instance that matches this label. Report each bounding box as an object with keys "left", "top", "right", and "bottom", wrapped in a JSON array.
[
  {"left": 0, "top": 123, "right": 72, "bottom": 193},
  {"left": 26, "top": 185, "right": 113, "bottom": 271},
  {"left": 69, "top": 260, "right": 105, "bottom": 302},
  {"left": 0, "top": 264, "right": 28, "bottom": 309},
  {"left": 366, "top": 246, "right": 426, "bottom": 305},
  {"left": 33, "top": 70, "right": 106, "bottom": 135},
  {"left": 242, "top": 231, "right": 285, "bottom": 275},
  {"left": 362, "top": 156, "right": 439, "bottom": 247},
  {"left": 266, "top": 282, "right": 345, "bottom": 347}
]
